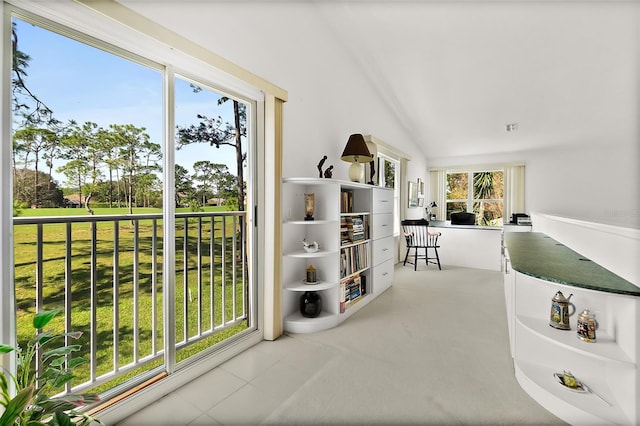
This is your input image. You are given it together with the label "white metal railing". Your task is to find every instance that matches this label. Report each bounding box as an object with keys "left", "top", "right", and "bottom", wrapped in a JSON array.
[{"left": 13, "top": 211, "right": 248, "bottom": 395}]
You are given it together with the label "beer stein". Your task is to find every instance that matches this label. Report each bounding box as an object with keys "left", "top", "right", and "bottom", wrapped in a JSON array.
[
  {"left": 549, "top": 291, "right": 575, "bottom": 330},
  {"left": 576, "top": 308, "right": 598, "bottom": 342}
]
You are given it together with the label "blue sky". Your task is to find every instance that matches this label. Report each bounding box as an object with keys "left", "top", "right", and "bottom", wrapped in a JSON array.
[{"left": 13, "top": 18, "right": 239, "bottom": 185}]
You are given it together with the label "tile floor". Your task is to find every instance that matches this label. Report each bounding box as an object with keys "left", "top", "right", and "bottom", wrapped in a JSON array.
[{"left": 117, "top": 265, "right": 565, "bottom": 425}]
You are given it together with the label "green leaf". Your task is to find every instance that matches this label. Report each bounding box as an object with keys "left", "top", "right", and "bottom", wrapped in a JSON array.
[
  {"left": 33, "top": 330, "right": 54, "bottom": 345},
  {"left": 52, "top": 411, "right": 75, "bottom": 426},
  {"left": 0, "top": 373, "right": 11, "bottom": 407},
  {"left": 36, "top": 398, "right": 76, "bottom": 414},
  {"left": 49, "top": 355, "right": 67, "bottom": 368},
  {"left": 52, "top": 372, "right": 75, "bottom": 389},
  {"left": 67, "top": 357, "right": 89, "bottom": 369},
  {"left": 33, "top": 309, "right": 60, "bottom": 329},
  {"left": 42, "top": 345, "right": 81, "bottom": 362},
  {"left": 0, "top": 344, "right": 15, "bottom": 354},
  {"left": 0, "top": 385, "right": 33, "bottom": 425},
  {"left": 38, "top": 367, "right": 60, "bottom": 382}
]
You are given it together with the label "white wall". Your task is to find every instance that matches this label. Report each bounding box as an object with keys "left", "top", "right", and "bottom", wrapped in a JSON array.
[
  {"left": 115, "top": 1, "right": 428, "bottom": 212},
  {"left": 428, "top": 134, "right": 639, "bottom": 230}
]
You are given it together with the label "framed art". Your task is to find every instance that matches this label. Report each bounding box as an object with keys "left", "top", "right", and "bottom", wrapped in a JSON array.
[{"left": 408, "top": 181, "right": 418, "bottom": 208}]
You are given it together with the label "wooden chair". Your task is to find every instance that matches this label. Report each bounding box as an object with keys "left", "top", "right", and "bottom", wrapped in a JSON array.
[{"left": 401, "top": 219, "right": 441, "bottom": 270}]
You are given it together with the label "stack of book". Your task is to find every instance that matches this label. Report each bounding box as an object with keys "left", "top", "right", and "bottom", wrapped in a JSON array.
[
  {"left": 340, "top": 217, "right": 351, "bottom": 244},
  {"left": 340, "top": 215, "right": 367, "bottom": 245},
  {"left": 340, "top": 274, "right": 367, "bottom": 313},
  {"left": 350, "top": 216, "right": 365, "bottom": 241}
]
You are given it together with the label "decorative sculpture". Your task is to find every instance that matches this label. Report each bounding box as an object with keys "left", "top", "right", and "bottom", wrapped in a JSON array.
[
  {"left": 367, "top": 159, "right": 376, "bottom": 185},
  {"left": 323, "top": 165, "right": 334, "bottom": 178},
  {"left": 317, "top": 155, "right": 327, "bottom": 178},
  {"left": 302, "top": 238, "right": 320, "bottom": 253},
  {"left": 304, "top": 193, "right": 315, "bottom": 221}
]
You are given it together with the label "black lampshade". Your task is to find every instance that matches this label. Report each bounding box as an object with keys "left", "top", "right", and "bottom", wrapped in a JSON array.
[
  {"left": 341, "top": 134, "right": 373, "bottom": 163},
  {"left": 430, "top": 201, "right": 438, "bottom": 208}
]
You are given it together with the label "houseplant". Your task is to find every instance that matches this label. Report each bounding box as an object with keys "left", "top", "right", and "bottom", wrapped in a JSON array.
[{"left": 0, "top": 309, "right": 101, "bottom": 425}]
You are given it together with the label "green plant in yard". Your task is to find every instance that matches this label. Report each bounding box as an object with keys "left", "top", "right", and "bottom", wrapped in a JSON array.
[{"left": 0, "top": 310, "right": 101, "bottom": 425}]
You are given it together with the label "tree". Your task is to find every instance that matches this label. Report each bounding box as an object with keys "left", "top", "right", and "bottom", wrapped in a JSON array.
[
  {"left": 175, "top": 164, "right": 194, "bottom": 207},
  {"left": 100, "top": 128, "right": 125, "bottom": 208},
  {"left": 11, "top": 22, "right": 60, "bottom": 128},
  {"left": 12, "top": 169, "right": 64, "bottom": 208},
  {"left": 176, "top": 97, "right": 247, "bottom": 211},
  {"left": 473, "top": 171, "right": 503, "bottom": 225},
  {"left": 12, "top": 126, "right": 57, "bottom": 207},
  {"left": 58, "top": 122, "right": 104, "bottom": 214},
  {"left": 192, "top": 161, "right": 230, "bottom": 206},
  {"left": 110, "top": 124, "right": 161, "bottom": 214}
]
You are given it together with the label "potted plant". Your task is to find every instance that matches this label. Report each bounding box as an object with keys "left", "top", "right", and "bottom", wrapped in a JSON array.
[{"left": 0, "top": 309, "right": 101, "bottom": 425}]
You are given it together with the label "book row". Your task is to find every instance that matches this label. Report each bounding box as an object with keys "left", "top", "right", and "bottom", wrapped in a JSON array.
[
  {"left": 340, "top": 274, "right": 367, "bottom": 313},
  {"left": 339, "top": 242, "right": 369, "bottom": 278}
]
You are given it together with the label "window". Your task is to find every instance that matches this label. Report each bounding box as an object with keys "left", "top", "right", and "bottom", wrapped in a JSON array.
[
  {"left": 446, "top": 170, "right": 504, "bottom": 226},
  {"left": 7, "top": 12, "right": 257, "bottom": 401}
]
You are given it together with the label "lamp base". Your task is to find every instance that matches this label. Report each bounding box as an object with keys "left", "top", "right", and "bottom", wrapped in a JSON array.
[{"left": 348, "top": 162, "right": 363, "bottom": 182}]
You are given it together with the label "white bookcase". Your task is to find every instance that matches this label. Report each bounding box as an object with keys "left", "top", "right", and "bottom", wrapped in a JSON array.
[{"left": 282, "top": 178, "right": 394, "bottom": 333}]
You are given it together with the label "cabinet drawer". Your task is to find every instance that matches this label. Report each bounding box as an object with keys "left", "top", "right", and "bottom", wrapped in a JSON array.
[
  {"left": 371, "top": 213, "right": 393, "bottom": 239},
  {"left": 372, "top": 188, "right": 393, "bottom": 214},
  {"left": 373, "top": 258, "right": 394, "bottom": 293},
  {"left": 372, "top": 236, "right": 394, "bottom": 266}
]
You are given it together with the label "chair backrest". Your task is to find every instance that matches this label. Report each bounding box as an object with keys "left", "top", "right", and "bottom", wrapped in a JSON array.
[
  {"left": 450, "top": 212, "right": 476, "bottom": 225},
  {"left": 401, "top": 219, "right": 432, "bottom": 247}
]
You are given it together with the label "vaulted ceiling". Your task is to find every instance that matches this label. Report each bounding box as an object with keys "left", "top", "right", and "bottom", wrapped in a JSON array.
[{"left": 117, "top": 1, "right": 637, "bottom": 160}]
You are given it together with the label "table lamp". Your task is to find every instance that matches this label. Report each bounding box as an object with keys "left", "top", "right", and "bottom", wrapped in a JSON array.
[{"left": 341, "top": 133, "right": 373, "bottom": 182}]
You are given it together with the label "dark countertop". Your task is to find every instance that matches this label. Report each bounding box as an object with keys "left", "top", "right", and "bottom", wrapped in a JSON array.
[
  {"left": 504, "top": 232, "right": 640, "bottom": 297},
  {"left": 429, "top": 220, "right": 502, "bottom": 231}
]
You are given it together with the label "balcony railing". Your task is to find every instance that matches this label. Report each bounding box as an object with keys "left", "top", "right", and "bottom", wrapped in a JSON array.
[{"left": 13, "top": 211, "right": 249, "bottom": 396}]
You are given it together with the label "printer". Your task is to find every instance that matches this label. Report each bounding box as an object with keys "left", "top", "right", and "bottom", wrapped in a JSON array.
[{"left": 510, "top": 213, "right": 532, "bottom": 225}]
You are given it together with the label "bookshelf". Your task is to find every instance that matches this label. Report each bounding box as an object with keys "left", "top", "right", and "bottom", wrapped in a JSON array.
[{"left": 282, "top": 178, "right": 394, "bottom": 333}]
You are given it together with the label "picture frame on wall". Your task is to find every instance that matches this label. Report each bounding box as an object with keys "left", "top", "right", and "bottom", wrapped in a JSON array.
[{"left": 408, "top": 181, "right": 418, "bottom": 208}]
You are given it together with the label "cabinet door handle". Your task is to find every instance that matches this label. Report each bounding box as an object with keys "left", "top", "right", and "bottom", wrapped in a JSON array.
[
  {"left": 505, "top": 258, "right": 510, "bottom": 274},
  {"left": 381, "top": 224, "right": 389, "bottom": 227},
  {"left": 382, "top": 248, "right": 389, "bottom": 251},
  {"left": 382, "top": 272, "right": 389, "bottom": 276}
]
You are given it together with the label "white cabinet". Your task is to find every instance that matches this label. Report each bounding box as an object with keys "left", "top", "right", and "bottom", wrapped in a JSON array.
[
  {"left": 504, "top": 232, "right": 639, "bottom": 425},
  {"left": 281, "top": 178, "right": 394, "bottom": 333},
  {"left": 512, "top": 272, "right": 638, "bottom": 425},
  {"left": 371, "top": 187, "right": 394, "bottom": 294},
  {"left": 502, "top": 247, "right": 515, "bottom": 358}
]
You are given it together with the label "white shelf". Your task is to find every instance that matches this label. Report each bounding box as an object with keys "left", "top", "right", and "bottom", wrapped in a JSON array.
[
  {"left": 284, "top": 249, "right": 336, "bottom": 258},
  {"left": 516, "top": 314, "right": 634, "bottom": 365},
  {"left": 340, "top": 211, "right": 371, "bottom": 217},
  {"left": 339, "top": 293, "right": 373, "bottom": 322},
  {"left": 514, "top": 358, "right": 630, "bottom": 425},
  {"left": 284, "top": 219, "right": 336, "bottom": 225},
  {"left": 340, "top": 239, "right": 371, "bottom": 249},
  {"left": 341, "top": 267, "right": 370, "bottom": 281},
  {"left": 284, "top": 280, "right": 338, "bottom": 292},
  {"left": 283, "top": 310, "right": 338, "bottom": 334}
]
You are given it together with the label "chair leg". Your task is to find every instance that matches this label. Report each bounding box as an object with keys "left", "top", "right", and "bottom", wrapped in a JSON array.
[
  {"left": 435, "top": 247, "right": 441, "bottom": 270},
  {"left": 403, "top": 248, "right": 410, "bottom": 266},
  {"left": 414, "top": 248, "right": 418, "bottom": 271}
]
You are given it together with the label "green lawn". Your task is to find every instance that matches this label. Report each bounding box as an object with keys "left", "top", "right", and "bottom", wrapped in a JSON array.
[{"left": 13, "top": 206, "right": 249, "bottom": 395}]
